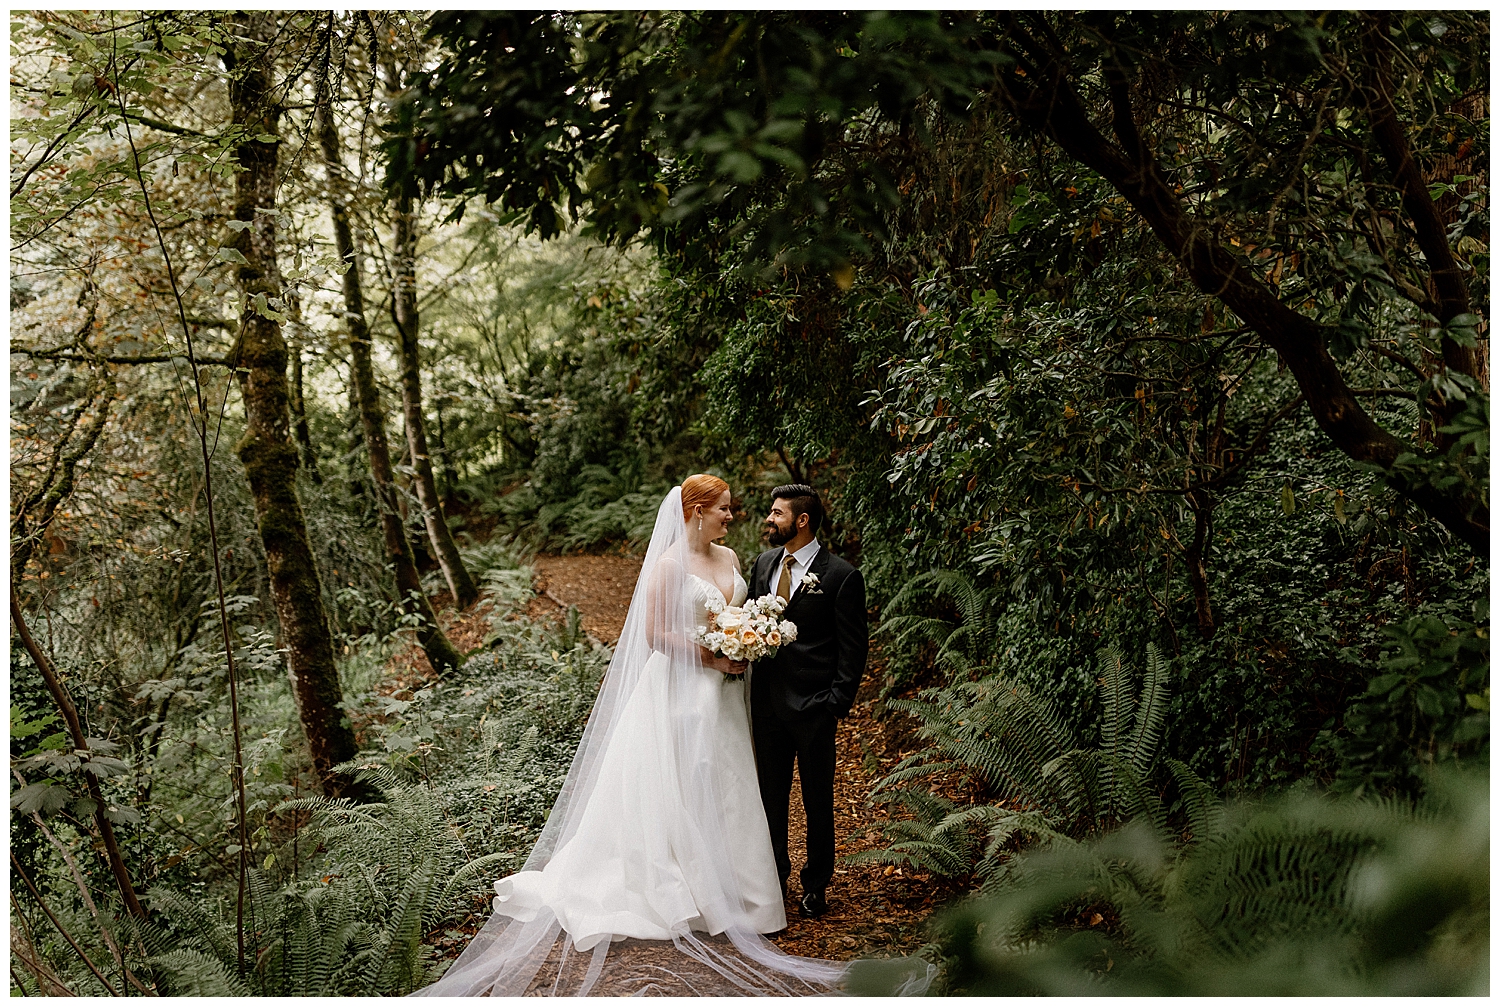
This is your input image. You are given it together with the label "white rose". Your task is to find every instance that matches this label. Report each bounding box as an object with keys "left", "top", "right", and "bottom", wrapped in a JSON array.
[
  {"left": 771, "top": 596, "right": 787, "bottom": 614},
  {"left": 780, "top": 621, "right": 797, "bottom": 643},
  {"left": 716, "top": 607, "right": 745, "bottom": 632}
]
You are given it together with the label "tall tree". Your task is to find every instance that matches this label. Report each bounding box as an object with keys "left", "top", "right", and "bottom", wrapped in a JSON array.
[
  {"left": 286, "top": 287, "right": 323, "bottom": 483},
  {"left": 392, "top": 191, "right": 480, "bottom": 608},
  {"left": 223, "top": 12, "right": 362, "bottom": 792},
  {"left": 381, "top": 39, "right": 479, "bottom": 609},
  {"left": 317, "top": 37, "right": 464, "bottom": 675}
]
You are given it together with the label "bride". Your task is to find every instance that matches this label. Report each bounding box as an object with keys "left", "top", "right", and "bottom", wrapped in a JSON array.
[{"left": 416, "top": 476, "right": 845, "bottom": 996}]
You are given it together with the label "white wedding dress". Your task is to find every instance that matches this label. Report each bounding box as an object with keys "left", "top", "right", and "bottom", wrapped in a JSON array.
[
  {"left": 490, "top": 566, "right": 786, "bottom": 946},
  {"left": 416, "top": 489, "right": 923, "bottom": 996}
]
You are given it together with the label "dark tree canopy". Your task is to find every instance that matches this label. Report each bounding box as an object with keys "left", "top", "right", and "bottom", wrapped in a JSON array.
[{"left": 391, "top": 10, "right": 1487, "bottom": 555}]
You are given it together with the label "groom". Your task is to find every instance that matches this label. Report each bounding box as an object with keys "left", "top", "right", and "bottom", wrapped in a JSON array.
[{"left": 749, "top": 484, "right": 867, "bottom": 920}]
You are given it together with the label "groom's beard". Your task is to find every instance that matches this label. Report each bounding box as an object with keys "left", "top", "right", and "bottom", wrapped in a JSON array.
[{"left": 765, "top": 520, "right": 793, "bottom": 546}]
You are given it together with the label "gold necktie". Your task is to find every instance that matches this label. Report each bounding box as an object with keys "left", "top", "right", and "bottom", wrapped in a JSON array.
[{"left": 776, "top": 554, "right": 795, "bottom": 601}]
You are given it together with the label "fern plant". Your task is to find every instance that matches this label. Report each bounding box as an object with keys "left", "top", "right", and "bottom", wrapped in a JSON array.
[
  {"left": 849, "top": 767, "right": 1489, "bottom": 996},
  {"left": 136, "top": 768, "right": 510, "bottom": 995},
  {"left": 876, "top": 570, "right": 1004, "bottom": 693},
  {"left": 854, "top": 644, "right": 1185, "bottom": 881}
]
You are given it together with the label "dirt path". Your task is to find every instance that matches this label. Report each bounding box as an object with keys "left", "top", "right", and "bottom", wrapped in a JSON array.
[
  {"left": 530, "top": 554, "right": 948, "bottom": 966},
  {"left": 530, "top": 554, "right": 642, "bottom": 644}
]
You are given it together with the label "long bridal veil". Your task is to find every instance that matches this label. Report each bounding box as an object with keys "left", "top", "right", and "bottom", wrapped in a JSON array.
[{"left": 418, "top": 487, "right": 925, "bottom": 996}]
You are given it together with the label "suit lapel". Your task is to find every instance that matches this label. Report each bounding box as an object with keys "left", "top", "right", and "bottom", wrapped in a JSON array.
[{"left": 787, "top": 547, "right": 831, "bottom": 608}]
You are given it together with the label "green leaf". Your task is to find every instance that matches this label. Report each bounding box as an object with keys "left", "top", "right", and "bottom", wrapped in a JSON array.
[
  {"left": 11, "top": 782, "right": 70, "bottom": 816},
  {"left": 10, "top": 708, "right": 59, "bottom": 740},
  {"left": 1281, "top": 482, "right": 1296, "bottom": 517},
  {"left": 216, "top": 246, "right": 249, "bottom": 265},
  {"left": 716, "top": 150, "right": 762, "bottom": 183}
]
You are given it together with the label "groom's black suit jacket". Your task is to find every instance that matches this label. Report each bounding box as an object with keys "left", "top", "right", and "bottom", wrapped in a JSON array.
[{"left": 748, "top": 545, "right": 868, "bottom": 722}]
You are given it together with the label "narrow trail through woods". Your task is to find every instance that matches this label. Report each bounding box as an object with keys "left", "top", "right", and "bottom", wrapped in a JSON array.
[
  {"left": 528, "top": 554, "right": 951, "bottom": 966},
  {"left": 393, "top": 552, "right": 952, "bottom": 994}
]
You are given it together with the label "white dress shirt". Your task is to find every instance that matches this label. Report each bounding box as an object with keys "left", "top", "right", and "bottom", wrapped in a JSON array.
[{"left": 775, "top": 538, "right": 821, "bottom": 598}]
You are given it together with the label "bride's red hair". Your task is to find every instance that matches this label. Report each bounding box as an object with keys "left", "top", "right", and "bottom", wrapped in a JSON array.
[{"left": 681, "top": 474, "right": 730, "bottom": 522}]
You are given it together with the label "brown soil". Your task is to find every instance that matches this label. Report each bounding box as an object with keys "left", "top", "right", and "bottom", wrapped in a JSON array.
[{"left": 530, "top": 554, "right": 643, "bottom": 644}]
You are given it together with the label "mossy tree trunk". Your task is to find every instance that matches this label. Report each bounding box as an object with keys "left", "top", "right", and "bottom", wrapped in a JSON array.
[
  {"left": 317, "top": 87, "right": 464, "bottom": 676},
  {"left": 225, "top": 13, "right": 360, "bottom": 794},
  {"left": 386, "top": 51, "right": 478, "bottom": 608}
]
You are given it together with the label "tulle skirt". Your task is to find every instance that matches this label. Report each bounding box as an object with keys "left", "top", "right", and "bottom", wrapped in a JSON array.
[{"left": 488, "top": 650, "right": 786, "bottom": 950}]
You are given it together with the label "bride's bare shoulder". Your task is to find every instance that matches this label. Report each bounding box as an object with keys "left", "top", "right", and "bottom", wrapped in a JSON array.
[
  {"left": 648, "top": 553, "right": 684, "bottom": 581},
  {"left": 710, "top": 542, "right": 741, "bottom": 568}
]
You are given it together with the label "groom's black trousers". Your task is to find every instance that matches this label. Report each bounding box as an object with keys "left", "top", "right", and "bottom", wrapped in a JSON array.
[{"left": 753, "top": 711, "right": 837, "bottom": 896}]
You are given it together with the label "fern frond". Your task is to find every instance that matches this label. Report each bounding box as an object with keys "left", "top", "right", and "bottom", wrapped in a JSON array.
[
  {"left": 427, "top": 851, "right": 513, "bottom": 930},
  {"left": 1097, "top": 752, "right": 1167, "bottom": 837},
  {"left": 1131, "top": 643, "right": 1170, "bottom": 777},
  {"left": 148, "top": 948, "right": 252, "bottom": 996},
  {"left": 1167, "top": 758, "right": 1225, "bottom": 843},
  {"left": 1098, "top": 645, "right": 1133, "bottom": 761}
]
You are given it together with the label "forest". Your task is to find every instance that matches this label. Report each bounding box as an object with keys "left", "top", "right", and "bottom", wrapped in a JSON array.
[{"left": 8, "top": 10, "right": 1488, "bottom": 996}]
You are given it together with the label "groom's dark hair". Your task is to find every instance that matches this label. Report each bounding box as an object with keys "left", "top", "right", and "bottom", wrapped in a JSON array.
[{"left": 771, "top": 484, "right": 823, "bottom": 535}]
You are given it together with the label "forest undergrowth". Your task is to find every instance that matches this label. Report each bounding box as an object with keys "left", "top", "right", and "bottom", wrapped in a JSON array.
[
  {"left": 11, "top": 541, "right": 606, "bottom": 996},
  {"left": 11, "top": 9, "right": 1489, "bottom": 998}
]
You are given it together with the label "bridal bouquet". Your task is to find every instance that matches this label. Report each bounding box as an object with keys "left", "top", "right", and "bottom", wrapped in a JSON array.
[{"left": 698, "top": 593, "right": 798, "bottom": 682}]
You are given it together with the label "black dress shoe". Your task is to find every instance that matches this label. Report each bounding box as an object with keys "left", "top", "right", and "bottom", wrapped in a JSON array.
[{"left": 798, "top": 890, "right": 827, "bottom": 918}]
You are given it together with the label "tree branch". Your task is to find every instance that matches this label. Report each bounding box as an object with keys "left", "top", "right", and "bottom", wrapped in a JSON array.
[
  {"left": 10, "top": 600, "right": 148, "bottom": 921},
  {"left": 121, "top": 108, "right": 206, "bottom": 137},
  {"left": 12, "top": 346, "right": 232, "bottom": 366},
  {"left": 11, "top": 102, "right": 96, "bottom": 199},
  {"left": 9, "top": 852, "right": 120, "bottom": 996},
  {"left": 994, "top": 25, "right": 1488, "bottom": 557},
  {"left": 1360, "top": 15, "right": 1476, "bottom": 343}
]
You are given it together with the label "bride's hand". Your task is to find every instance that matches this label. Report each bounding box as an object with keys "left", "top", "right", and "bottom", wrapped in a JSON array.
[{"left": 705, "top": 652, "right": 747, "bottom": 676}]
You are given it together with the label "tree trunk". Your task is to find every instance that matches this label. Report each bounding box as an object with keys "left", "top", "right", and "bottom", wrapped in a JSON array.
[
  {"left": 11, "top": 599, "right": 145, "bottom": 920},
  {"left": 391, "top": 175, "right": 479, "bottom": 607},
  {"left": 1183, "top": 494, "right": 1216, "bottom": 640},
  {"left": 286, "top": 287, "right": 322, "bottom": 483},
  {"left": 317, "top": 91, "right": 464, "bottom": 676},
  {"left": 435, "top": 394, "right": 458, "bottom": 508},
  {"left": 343, "top": 354, "right": 371, "bottom": 509},
  {"left": 224, "top": 13, "right": 361, "bottom": 795}
]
